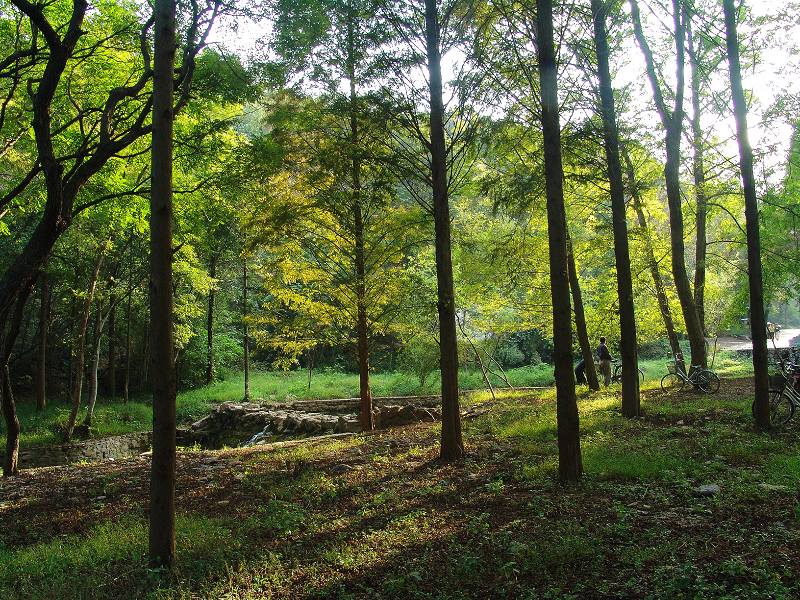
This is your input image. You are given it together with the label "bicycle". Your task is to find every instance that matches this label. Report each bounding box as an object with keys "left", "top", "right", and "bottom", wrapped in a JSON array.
[
  {"left": 611, "top": 359, "right": 645, "bottom": 385},
  {"left": 661, "top": 354, "right": 720, "bottom": 393},
  {"left": 751, "top": 361, "right": 800, "bottom": 425}
]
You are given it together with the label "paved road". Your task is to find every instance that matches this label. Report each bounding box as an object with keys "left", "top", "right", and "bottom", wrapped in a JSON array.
[{"left": 712, "top": 328, "right": 800, "bottom": 352}]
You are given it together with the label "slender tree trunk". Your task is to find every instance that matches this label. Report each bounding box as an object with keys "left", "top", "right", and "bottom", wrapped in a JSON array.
[
  {"left": 457, "top": 317, "right": 496, "bottom": 401},
  {"left": 108, "top": 294, "right": 116, "bottom": 399},
  {"left": 630, "top": 0, "right": 707, "bottom": 368},
  {"left": 592, "top": 0, "right": 640, "bottom": 417},
  {"left": 622, "top": 147, "right": 683, "bottom": 365},
  {"left": 347, "top": 13, "right": 374, "bottom": 432},
  {"left": 1, "top": 282, "right": 34, "bottom": 476},
  {"left": 124, "top": 287, "right": 132, "bottom": 403},
  {"left": 149, "top": 0, "right": 177, "bottom": 569},
  {"left": 567, "top": 237, "right": 600, "bottom": 391},
  {"left": 83, "top": 308, "right": 108, "bottom": 427},
  {"left": 537, "top": 0, "right": 582, "bottom": 483},
  {"left": 67, "top": 297, "right": 77, "bottom": 401},
  {"left": 242, "top": 259, "right": 251, "bottom": 402},
  {"left": 687, "top": 17, "right": 708, "bottom": 335},
  {"left": 205, "top": 253, "right": 218, "bottom": 385},
  {"left": 425, "top": 0, "right": 463, "bottom": 461},
  {"left": 36, "top": 272, "right": 49, "bottom": 411},
  {"left": 723, "top": 0, "right": 769, "bottom": 427},
  {"left": 84, "top": 304, "right": 115, "bottom": 426},
  {"left": 64, "top": 245, "right": 107, "bottom": 441}
]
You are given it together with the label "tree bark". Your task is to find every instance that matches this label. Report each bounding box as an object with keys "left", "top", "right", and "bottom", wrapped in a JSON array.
[
  {"left": 347, "top": 10, "right": 374, "bottom": 432},
  {"left": 84, "top": 301, "right": 116, "bottom": 426},
  {"left": 425, "top": 0, "right": 463, "bottom": 461},
  {"left": 566, "top": 237, "right": 600, "bottom": 391},
  {"left": 64, "top": 243, "right": 107, "bottom": 441},
  {"left": 537, "top": 0, "right": 582, "bottom": 482},
  {"left": 124, "top": 287, "right": 132, "bottom": 403},
  {"left": 205, "top": 253, "right": 218, "bottom": 385},
  {"left": 149, "top": 0, "right": 177, "bottom": 569},
  {"left": 592, "top": 0, "right": 640, "bottom": 417},
  {"left": 687, "top": 17, "right": 708, "bottom": 335},
  {"left": 622, "top": 148, "right": 683, "bottom": 365},
  {"left": 83, "top": 307, "right": 108, "bottom": 427},
  {"left": 630, "top": 0, "right": 707, "bottom": 368},
  {"left": 1, "top": 282, "right": 34, "bottom": 476},
  {"left": 723, "top": 0, "right": 770, "bottom": 427},
  {"left": 242, "top": 258, "right": 251, "bottom": 402},
  {"left": 36, "top": 272, "right": 49, "bottom": 411},
  {"left": 107, "top": 294, "right": 116, "bottom": 398}
]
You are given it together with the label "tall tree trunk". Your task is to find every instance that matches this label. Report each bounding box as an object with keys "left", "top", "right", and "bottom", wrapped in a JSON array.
[
  {"left": 1, "top": 282, "right": 34, "bottom": 476},
  {"left": 36, "top": 272, "right": 49, "bottom": 411},
  {"left": 107, "top": 294, "right": 116, "bottom": 399},
  {"left": 687, "top": 17, "right": 708, "bottom": 335},
  {"left": 242, "top": 258, "right": 250, "bottom": 402},
  {"left": 723, "top": 0, "right": 769, "bottom": 427},
  {"left": 64, "top": 244, "right": 107, "bottom": 441},
  {"left": 566, "top": 237, "right": 600, "bottom": 391},
  {"left": 124, "top": 287, "right": 132, "bottom": 403},
  {"left": 592, "top": 0, "right": 640, "bottom": 417},
  {"left": 149, "top": 0, "right": 177, "bottom": 569},
  {"left": 347, "top": 10, "right": 374, "bottom": 432},
  {"left": 630, "top": 0, "right": 707, "bottom": 368},
  {"left": 537, "top": 0, "right": 582, "bottom": 483},
  {"left": 205, "top": 253, "right": 218, "bottom": 385},
  {"left": 425, "top": 0, "right": 463, "bottom": 461},
  {"left": 83, "top": 308, "right": 107, "bottom": 427},
  {"left": 622, "top": 147, "right": 683, "bottom": 364}
]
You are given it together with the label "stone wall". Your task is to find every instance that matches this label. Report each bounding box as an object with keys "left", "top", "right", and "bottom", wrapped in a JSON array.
[
  {"left": 181, "top": 400, "right": 443, "bottom": 449},
  {"left": 2, "top": 432, "right": 152, "bottom": 470}
]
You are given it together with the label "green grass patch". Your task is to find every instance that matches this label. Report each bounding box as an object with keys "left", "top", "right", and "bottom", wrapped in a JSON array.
[{"left": 0, "top": 514, "right": 239, "bottom": 599}]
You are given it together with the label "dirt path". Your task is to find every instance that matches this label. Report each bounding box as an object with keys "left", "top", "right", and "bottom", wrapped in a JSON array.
[{"left": 711, "top": 328, "right": 800, "bottom": 352}]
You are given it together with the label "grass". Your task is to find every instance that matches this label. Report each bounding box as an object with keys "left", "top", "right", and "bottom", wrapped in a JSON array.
[
  {"left": 3, "top": 351, "right": 752, "bottom": 449},
  {"left": 6, "top": 365, "right": 555, "bottom": 448},
  {"left": 1, "top": 374, "right": 798, "bottom": 599}
]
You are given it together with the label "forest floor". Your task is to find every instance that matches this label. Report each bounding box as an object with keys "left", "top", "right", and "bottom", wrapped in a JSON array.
[{"left": 2, "top": 377, "right": 799, "bottom": 599}]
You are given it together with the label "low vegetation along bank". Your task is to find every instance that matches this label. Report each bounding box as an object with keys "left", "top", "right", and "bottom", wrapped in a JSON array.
[
  {"left": 2, "top": 376, "right": 797, "bottom": 598},
  {"left": 6, "top": 353, "right": 754, "bottom": 449}
]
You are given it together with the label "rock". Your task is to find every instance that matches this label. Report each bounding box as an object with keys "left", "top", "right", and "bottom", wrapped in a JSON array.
[
  {"left": 758, "top": 483, "right": 791, "bottom": 493},
  {"left": 329, "top": 464, "right": 354, "bottom": 474},
  {"left": 692, "top": 484, "right": 720, "bottom": 497}
]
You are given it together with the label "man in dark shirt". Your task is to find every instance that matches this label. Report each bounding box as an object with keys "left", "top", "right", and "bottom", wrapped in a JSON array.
[{"left": 596, "top": 336, "right": 613, "bottom": 387}]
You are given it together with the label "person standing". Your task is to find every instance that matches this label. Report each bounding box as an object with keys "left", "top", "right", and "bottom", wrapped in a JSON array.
[
  {"left": 575, "top": 358, "right": 587, "bottom": 385},
  {"left": 596, "top": 336, "right": 613, "bottom": 387}
]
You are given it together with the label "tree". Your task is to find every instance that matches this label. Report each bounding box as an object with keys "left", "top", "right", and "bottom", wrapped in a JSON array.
[
  {"left": 722, "top": 0, "right": 769, "bottom": 427},
  {"left": 0, "top": 0, "right": 223, "bottom": 476},
  {"left": 591, "top": 0, "right": 639, "bottom": 416},
  {"left": 686, "top": 12, "right": 709, "bottom": 334},
  {"left": 266, "top": 0, "right": 395, "bottom": 430},
  {"left": 537, "top": 0, "right": 581, "bottom": 482},
  {"left": 621, "top": 145, "right": 683, "bottom": 363},
  {"left": 149, "top": 0, "right": 177, "bottom": 569},
  {"left": 35, "top": 272, "right": 49, "bottom": 411},
  {"left": 629, "top": 0, "right": 707, "bottom": 369},
  {"left": 424, "top": 0, "right": 463, "bottom": 460}
]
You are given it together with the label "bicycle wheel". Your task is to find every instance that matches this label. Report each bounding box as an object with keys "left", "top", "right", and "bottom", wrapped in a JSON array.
[
  {"left": 696, "top": 370, "right": 721, "bottom": 394},
  {"left": 612, "top": 364, "right": 622, "bottom": 383},
  {"left": 638, "top": 367, "right": 645, "bottom": 385},
  {"left": 768, "top": 389, "right": 794, "bottom": 425},
  {"left": 661, "top": 372, "right": 684, "bottom": 391}
]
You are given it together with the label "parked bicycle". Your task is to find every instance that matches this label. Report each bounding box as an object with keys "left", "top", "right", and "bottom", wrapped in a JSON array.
[
  {"left": 751, "top": 360, "right": 800, "bottom": 425},
  {"left": 611, "top": 359, "right": 645, "bottom": 385},
  {"left": 661, "top": 354, "right": 720, "bottom": 393}
]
